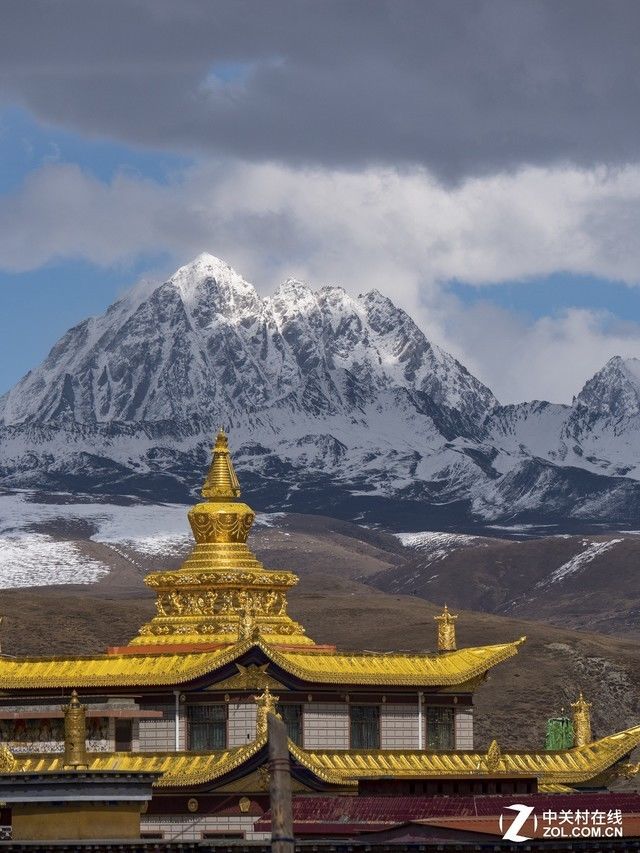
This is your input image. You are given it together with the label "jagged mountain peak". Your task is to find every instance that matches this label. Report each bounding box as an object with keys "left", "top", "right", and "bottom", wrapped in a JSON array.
[
  {"left": 0, "top": 254, "right": 499, "bottom": 431},
  {"left": 575, "top": 355, "right": 640, "bottom": 417},
  {"left": 360, "top": 287, "right": 392, "bottom": 305},
  {"left": 602, "top": 355, "right": 640, "bottom": 383},
  {"left": 171, "top": 251, "right": 236, "bottom": 281},
  {"left": 271, "top": 278, "right": 316, "bottom": 309},
  {"left": 3, "top": 254, "right": 640, "bottom": 528},
  {"left": 169, "top": 252, "right": 262, "bottom": 328},
  {"left": 168, "top": 252, "right": 259, "bottom": 312}
]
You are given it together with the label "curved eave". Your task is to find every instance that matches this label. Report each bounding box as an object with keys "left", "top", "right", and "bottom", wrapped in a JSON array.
[
  {"left": 11, "top": 726, "right": 640, "bottom": 790},
  {"left": 270, "top": 639, "right": 524, "bottom": 687},
  {"left": 299, "top": 725, "right": 640, "bottom": 786},
  {"left": 0, "top": 637, "right": 524, "bottom": 690},
  {"left": 16, "top": 737, "right": 269, "bottom": 789}
]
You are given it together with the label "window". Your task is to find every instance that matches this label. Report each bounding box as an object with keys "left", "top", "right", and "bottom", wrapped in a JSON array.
[
  {"left": 115, "top": 719, "right": 132, "bottom": 751},
  {"left": 426, "top": 706, "right": 454, "bottom": 750},
  {"left": 187, "top": 704, "right": 227, "bottom": 750},
  {"left": 277, "top": 703, "right": 303, "bottom": 745},
  {"left": 350, "top": 705, "right": 380, "bottom": 749}
]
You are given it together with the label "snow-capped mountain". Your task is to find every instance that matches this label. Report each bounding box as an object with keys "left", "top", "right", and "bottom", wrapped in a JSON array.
[
  {"left": 2, "top": 253, "right": 640, "bottom": 528},
  {"left": 0, "top": 254, "right": 495, "bottom": 427}
]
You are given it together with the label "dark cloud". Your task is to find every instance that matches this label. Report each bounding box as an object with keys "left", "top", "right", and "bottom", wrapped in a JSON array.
[{"left": 1, "top": 0, "right": 640, "bottom": 180}]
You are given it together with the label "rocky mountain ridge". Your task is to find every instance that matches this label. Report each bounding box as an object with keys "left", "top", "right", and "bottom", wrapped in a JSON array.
[{"left": 2, "top": 253, "right": 640, "bottom": 529}]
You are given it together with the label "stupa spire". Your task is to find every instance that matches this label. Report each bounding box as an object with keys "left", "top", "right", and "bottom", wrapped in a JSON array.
[
  {"left": 129, "top": 430, "right": 312, "bottom": 649},
  {"left": 201, "top": 429, "right": 241, "bottom": 500}
]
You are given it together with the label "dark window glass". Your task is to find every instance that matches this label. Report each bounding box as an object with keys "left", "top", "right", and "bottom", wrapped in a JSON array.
[
  {"left": 426, "top": 706, "right": 454, "bottom": 750},
  {"left": 277, "top": 703, "right": 303, "bottom": 745},
  {"left": 187, "top": 704, "right": 227, "bottom": 750},
  {"left": 350, "top": 705, "right": 380, "bottom": 749},
  {"left": 115, "top": 718, "right": 132, "bottom": 751}
]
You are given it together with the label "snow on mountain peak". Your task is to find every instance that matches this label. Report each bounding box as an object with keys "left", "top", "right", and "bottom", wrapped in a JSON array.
[
  {"left": 0, "top": 253, "right": 500, "bottom": 431},
  {"left": 273, "top": 278, "right": 314, "bottom": 300},
  {"left": 617, "top": 356, "right": 640, "bottom": 384},
  {"left": 5, "top": 252, "right": 640, "bottom": 526},
  {"left": 575, "top": 355, "right": 640, "bottom": 417},
  {"left": 169, "top": 253, "right": 258, "bottom": 307},
  {"left": 361, "top": 288, "right": 391, "bottom": 305},
  {"left": 269, "top": 278, "right": 319, "bottom": 321}
]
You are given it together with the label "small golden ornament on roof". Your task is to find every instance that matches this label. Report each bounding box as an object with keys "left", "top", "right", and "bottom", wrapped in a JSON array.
[
  {"left": 254, "top": 686, "right": 281, "bottom": 738},
  {"left": 0, "top": 743, "right": 17, "bottom": 773},
  {"left": 571, "top": 691, "right": 592, "bottom": 747},
  {"left": 484, "top": 739, "right": 503, "bottom": 772},
  {"left": 434, "top": 604, "right": 457, "bottom": 652},
  {"left": 63, "top": 689, "right": 88, "bottom": 769}
]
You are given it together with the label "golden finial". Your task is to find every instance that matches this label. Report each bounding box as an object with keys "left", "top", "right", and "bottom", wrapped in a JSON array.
[
  {"left": 571, "top": 691, "right": 592, "bottom": 746},
  {"left": 201, "top": 429, "right": 242, "bottom": 500},
  {"left": 434, "top": 604, "right": 457, "bottom": 652},
  {"left": 63, "top": 689, "right": 88, "bottom": 769},
  {"left": 254, "top": 686, "right": 281, "bottom": 738},
  {"left": 484, "top": 739, "right": 502, "bottom": 771}
]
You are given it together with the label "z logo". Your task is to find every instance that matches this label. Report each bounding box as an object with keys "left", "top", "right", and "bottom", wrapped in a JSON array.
[{"left": 499, "top": 804, "right": 537, "bottom": 842}]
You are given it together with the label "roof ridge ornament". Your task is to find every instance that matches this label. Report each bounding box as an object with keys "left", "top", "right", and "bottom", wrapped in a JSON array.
[
  {"left": 254, "top": 686, "right": 281, "bottom": 738},
  {"left": 0, "top": 742, "right": 17, "bottom": 773},
  {"left": 63, "top": 690, "right": 88, "bottom": 769},
  {"left": 571, "top": 690, "right": 593, "bottom": 746},
  {"left": 434, "top": 604, "right": 457, "bottom": 652},
  {"left": 484, "top": 738, "right": 503, "bottom": 771}
]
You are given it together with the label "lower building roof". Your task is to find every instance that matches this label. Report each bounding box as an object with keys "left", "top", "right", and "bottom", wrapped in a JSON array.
[
  {"left": 255, "top": 791, "right": 640, "bottom": 831},
  {"left": 12, "top": 724, "right": 640, "bottom": 790}
]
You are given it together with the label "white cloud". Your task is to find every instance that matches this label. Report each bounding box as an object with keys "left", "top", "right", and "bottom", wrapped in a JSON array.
[
  {"left": 435, "top": 300, "right": 640, "bottom": 403},
  {"left": 2, "top": 159, "right": 640, "bottom": 402}
]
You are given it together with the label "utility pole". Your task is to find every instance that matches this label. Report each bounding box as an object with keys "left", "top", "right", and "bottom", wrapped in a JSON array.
[{"left": 267, "top": 712, "right": 294, "bottom": 853}]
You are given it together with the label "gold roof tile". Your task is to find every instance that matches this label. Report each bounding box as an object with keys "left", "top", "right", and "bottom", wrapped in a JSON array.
[
  {"left": 11, "top": 725, "right": 640, "bottom": 789},
  {"left": 0, "top": 638, "right": 523, "bottom": 690},
  {"left": 271, "top": 639, "right": 525, "bottom": 686},
  {"left": 295, "top": 724, "right": 640, "bottom": 785}
]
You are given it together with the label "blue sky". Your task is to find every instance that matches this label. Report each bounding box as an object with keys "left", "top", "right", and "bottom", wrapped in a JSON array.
[
  {"left": 2, "top": 2, "right": 640, "bottom": 404},
  {"left": 448, "top": 275, "right": 640, "bottom": 324},
  {"left": 0, "top": 107, "right": 183, "bottom": 392}
]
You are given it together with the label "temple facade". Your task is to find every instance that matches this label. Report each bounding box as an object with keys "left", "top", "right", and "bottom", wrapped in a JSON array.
[{"left": 0, "top": 431, "right": 639, "bottom": 842}]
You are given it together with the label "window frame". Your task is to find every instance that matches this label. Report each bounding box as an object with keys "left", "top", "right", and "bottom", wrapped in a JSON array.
[
  {"left": 277, "top": 702, "right": 304, "bottom": 747},
  {"left": 425, "top": 705, "right": 455, "bottom": 751},
  {"left": 114, "top": 717, "right": 133, "bottom": 751},
  {"left": 186, "top": 702, "right": 228, "bottom": 751},
  {"left": 349, "top": 703, "right": 381, "bottom": 750}
]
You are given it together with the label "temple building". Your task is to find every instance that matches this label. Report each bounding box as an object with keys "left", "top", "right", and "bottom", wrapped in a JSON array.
[{"left": 0, "top": 431, "right": 639, "bottom": 842}]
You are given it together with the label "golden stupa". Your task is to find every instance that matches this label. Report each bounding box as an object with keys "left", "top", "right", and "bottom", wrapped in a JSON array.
[{"left": 131, "top": 429, "right": 312, "bottom": 647}]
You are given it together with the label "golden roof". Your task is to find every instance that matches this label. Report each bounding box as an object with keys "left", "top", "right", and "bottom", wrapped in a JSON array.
[
  {"left": 267, "top": 639, "right": 525, "bottom": 686},
  {"left": 16, "top": 739, "right": 267, "bottom": 789},
  {"left": 296, "top": 724, "right": 640, "bottom": 785},
  {"left": 12, "top": 725, "right": 640, "bottom": 789},
  {"left": 0, "top": 637, "right": 524, "bottom": 689}
]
